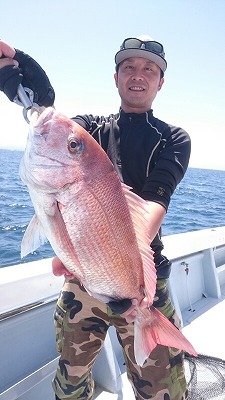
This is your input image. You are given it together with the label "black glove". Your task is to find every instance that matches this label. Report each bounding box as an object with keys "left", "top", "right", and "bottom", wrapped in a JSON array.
[
  {"left": 107, "top": 298, "right": 132, "bottom": 314},
  {"left": 0, "top": 64, "right": 23, "bottom": 101},
  {"left": 0, "top": 49, "right": 55, "bottom": 107}
]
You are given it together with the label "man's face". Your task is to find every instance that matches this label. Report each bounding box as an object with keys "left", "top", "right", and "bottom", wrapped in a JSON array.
[{"left": 114, "top": 57, "right": 164, "bottom": 113}]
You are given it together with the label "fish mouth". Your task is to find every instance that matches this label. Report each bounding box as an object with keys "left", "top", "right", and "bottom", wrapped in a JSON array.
[{"left": 31, "top": 107, "right": 56, "bottom": 128}]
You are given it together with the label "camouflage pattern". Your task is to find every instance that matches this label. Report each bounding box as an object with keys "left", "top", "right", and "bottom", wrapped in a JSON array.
[{"left": 52, "top": 278, "right": 188, "bottom": 400}]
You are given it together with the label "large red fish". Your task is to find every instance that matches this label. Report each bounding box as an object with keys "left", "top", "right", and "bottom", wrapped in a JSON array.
[{"left": 19, "top": 107, "right": 197, "bottom": 365}]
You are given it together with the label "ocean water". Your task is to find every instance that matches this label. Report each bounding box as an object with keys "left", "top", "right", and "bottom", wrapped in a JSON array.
[{"left": 1, "top": 149, "right": 225, "bottom": 269}]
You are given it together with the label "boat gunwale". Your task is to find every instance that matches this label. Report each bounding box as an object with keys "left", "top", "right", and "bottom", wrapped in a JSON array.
[{"left": 0, "top": 295, "right": 58, "bottom": 321}]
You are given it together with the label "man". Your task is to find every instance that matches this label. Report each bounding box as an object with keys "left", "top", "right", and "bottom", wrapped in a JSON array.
[{"left": 0, "top": 36, "right": 191, "bottom": 400}]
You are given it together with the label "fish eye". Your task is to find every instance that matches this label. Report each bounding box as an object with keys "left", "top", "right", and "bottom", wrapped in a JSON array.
[{"left": 67, "top": 135, "right": 80, "bottom": 153}]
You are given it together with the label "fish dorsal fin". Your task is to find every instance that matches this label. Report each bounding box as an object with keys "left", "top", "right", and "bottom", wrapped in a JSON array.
[{"left": 122, "top": 183, "right": 156, "bottom": 304}]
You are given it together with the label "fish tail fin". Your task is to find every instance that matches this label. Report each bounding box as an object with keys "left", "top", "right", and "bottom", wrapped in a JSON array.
[{"left": 134, "top": 306, "right": 197, "bottom": 366}]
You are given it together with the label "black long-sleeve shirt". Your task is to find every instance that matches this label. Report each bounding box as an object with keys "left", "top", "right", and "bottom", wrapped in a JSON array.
[{"left": 72, "top": 108, "right": 191, "bottom": 278}]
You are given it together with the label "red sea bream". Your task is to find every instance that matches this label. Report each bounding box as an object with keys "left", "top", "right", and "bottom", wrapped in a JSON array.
[{"left": 19, "top": 107, "right": 197, "bottom": 366}]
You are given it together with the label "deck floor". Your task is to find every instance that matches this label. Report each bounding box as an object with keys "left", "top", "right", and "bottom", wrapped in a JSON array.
[
  {"left": 183, "top": 289, "right": 225, "bottom": 360},
  {"left": 94, "top": 373, "right": 134, "bottom": 400}
]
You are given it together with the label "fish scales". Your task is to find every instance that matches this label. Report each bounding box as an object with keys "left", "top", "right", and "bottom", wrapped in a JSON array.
[{"left": 58, "top": 167, "right": 143, "bottom": 300}]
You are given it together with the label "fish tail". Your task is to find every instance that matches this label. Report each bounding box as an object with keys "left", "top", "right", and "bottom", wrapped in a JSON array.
[{"left": 134, "top": 306, "right": 197, "bottom": 366}]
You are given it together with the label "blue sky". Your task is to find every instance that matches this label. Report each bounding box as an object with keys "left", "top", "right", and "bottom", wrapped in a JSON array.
[{"left": 0, "top": 0, "right": 225, "bottom": 170}]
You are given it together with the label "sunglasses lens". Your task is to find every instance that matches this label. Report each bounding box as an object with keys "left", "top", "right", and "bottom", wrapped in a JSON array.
[
  {"left": 123, "top": 38, "right": 142, "bottom": 49},
  {"left": 145, "top": 42, "right": 163, "bottom": 55}
]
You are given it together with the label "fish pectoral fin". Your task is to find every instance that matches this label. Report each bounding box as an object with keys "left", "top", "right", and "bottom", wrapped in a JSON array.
[
  {"left": 21, "top": 214, "right": 47, "bottom": 258},
  {"left": 134, "top": 307, "right": 197, "bottom": 366}
]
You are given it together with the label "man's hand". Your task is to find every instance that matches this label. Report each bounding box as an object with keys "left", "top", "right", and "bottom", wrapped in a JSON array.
[
  {"left": 121, "top": 297, "right": 149, "bottom": 323},
  {"left": 108, "top": 296, "right": 149, "bottom": 323},
  {"left": 0, "top": 40, "right": 22, "bottom": 101},
  {"left": 52, "top": 256, "right": 76, "bottom": 281},
  {"left": 0, "top": 40, "right": 16, "bottom": 59},
  {"left": 0, "top": 39, "right": 55, "bottom": 106}
]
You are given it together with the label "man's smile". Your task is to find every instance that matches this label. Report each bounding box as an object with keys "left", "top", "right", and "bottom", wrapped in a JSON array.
[{"left": 129, "top": 86, "right": 145, "bottom": 91}]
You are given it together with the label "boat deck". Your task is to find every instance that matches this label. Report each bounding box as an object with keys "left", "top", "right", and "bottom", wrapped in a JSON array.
[{"left": 182, "top": 284, "right": 225, "bottom": 360}]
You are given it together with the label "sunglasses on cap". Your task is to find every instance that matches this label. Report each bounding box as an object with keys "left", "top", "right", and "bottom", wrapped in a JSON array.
[{"left": 120, "top": 38, "right": 165, "bottom": 58}]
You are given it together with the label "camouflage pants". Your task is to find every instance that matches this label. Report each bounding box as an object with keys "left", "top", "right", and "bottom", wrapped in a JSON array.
[{"left": 52, "top": 278, "right": 188, "bottom": 400}]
